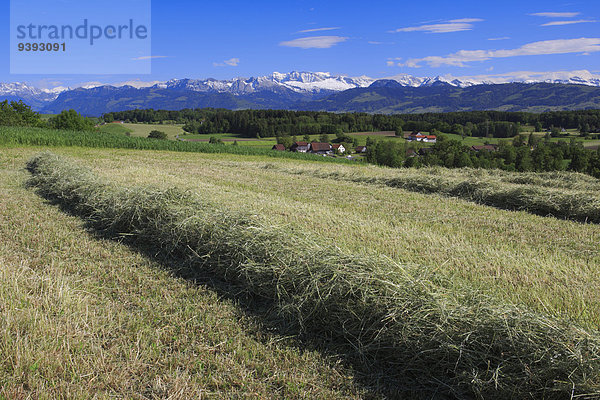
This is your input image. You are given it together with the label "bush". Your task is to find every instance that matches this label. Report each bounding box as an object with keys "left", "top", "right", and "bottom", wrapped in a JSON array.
[
  {"left": 148, "top": 130, "right": 168, "bottom": 140},
  {"left": 48, "top": 109, "right": 95, "bottom": 131},
  {"left": 0, "top": 100, "right": 43, "bottom": 127}
]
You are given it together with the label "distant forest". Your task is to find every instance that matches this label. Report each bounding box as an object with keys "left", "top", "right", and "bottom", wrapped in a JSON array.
[{"left": 103, "top": 108, "right": 600, "bottom": 138}]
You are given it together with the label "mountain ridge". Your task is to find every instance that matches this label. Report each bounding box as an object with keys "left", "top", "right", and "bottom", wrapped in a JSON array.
[{"left": 3, "top": 71, "right": 600, "bottom": 116}]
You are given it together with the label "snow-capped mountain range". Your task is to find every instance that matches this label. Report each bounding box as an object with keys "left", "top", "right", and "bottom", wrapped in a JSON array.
[
  {"left": 3, "top": 70, "right": 600, "bottom": 116},
  {"left": 3, "top": 70, "right": 600, "bottom": 104}
]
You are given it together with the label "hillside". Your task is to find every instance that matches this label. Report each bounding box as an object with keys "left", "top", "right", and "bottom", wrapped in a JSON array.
[
  {"left": 2, "top": 137, "right": 599, "bottom": 398},
  {"left": 38, "top": 82, "right": 600, "bottom": 116},
  {"left": 4, "top": 71, "right": 600, "bottom": 116},
  {"left": 304, "top": 82, "right": 600, "bottom": 114}
]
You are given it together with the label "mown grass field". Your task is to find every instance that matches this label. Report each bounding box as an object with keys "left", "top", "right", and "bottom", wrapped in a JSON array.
[
  {"left": 2, "top": 139, "right": 600, "bottom": 397},
  {"left": 0, "top": 147, "right": 364, "bottom": 399},
  {"left": 27, "top": 147, "right": 596, "bottom": 328}
]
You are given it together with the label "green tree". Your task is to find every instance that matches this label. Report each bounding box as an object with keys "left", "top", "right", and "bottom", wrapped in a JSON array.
[
  {"left": 148, "top": 130, "right": 168, "bottom": 139},
  {"left": 48, "top": 109, "right": 95, "bottom": 131},
  {"left": 0, "top": 100, "right": 42, "bottom": 127},
  {"left": 319, "top": 133, "right": 330, "bottom": 143},
  {"left": 280, "top": 135, "right": 294, "bottom": 149},
  {"left": 394, "top": 123, "right": 404, "bottom": 137}
]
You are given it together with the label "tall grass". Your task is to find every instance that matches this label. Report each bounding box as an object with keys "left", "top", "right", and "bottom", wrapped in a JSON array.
[
  {"left": 26, "top": 152, "right": 600, "bottom": 399},
  {"left": 266, "top": 164, "right": 600, "bottom": 223},
  {"left": 0, "top": 126, "right": 350, "bottom": 164}
]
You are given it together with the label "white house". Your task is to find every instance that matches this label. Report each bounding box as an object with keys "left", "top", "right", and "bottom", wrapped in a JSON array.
[{"left": 331, "top": 144, "right": 346, "bottom": 153}]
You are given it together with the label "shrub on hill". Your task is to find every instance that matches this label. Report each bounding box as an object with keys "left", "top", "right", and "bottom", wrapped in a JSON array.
[
  {"left": 148, "top": 130, "right": 168, "bottom": 139},
  {"left": 48, "top": 109, "right": 95, "bottom": 131},
  {"left": 0, "top": 100, "right": 43, "bottom": 127}
]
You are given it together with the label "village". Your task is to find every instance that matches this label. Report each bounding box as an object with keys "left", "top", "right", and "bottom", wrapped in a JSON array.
[{"left": 271, "top": 131, "right": 440, "bottom": 158}]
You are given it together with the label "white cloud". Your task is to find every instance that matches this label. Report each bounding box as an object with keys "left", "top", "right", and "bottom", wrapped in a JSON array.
[
  {"left": 297, "top": 27, "right": 340, "bottom": 33},
  {"left": 530, "top": 12, "right": 580, "bottom": 18},
  {"left": 213, "top": 58, "right": 240, "bottom": 67},
  {"left": 488, "top": 37, "right": 510, "bottom": 41},
  {"left": 131, "top": 55, "right": 168, "bottom": 61},
  {"left": 542, "top": 19, "right": 596, "bottom": 26},
  {"left": 398, "top": 37, "right": 600, "bottom": 67},
  {"left": 279, "top": 36, "right": 348, "bottom": 49},
  {"left": 390, "top": 18, "right": 483, "bottom": 34}
]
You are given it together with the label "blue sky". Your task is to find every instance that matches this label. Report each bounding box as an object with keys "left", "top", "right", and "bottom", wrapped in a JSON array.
[{"left": 2, "top": 0, "right": 600, "bottom": 87}]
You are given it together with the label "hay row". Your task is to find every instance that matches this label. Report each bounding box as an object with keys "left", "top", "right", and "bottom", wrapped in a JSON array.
[
  {"left": 265, "top": 165, "right": 600, "bottom": 223},
  {"left": 26, "top": 152, "right": 600, "bottom": 399}
]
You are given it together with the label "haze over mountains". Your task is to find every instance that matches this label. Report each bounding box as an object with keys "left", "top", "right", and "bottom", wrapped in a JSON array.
[{"left": 3, "top": 70, "right": 600, "bottom": 116}]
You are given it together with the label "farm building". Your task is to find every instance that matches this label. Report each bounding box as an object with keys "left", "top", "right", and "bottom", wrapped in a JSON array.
[
  {"left": 272, "top": 144, "right": 286, "bottom": 151},
  {"left": 291, "top": 141, "right": 310, "bottom": 152},
  {"left": 408, "top": 132, "right": 436, "bottom": 143},
  {"left": 331, "top": 144, "right": 346, "bottom": 153},
  {"left": 356, "top": 146, "right": 367, "bottom": 153},
  {"left": 309, "top": 142, "right": 333, "bottom": 155}
]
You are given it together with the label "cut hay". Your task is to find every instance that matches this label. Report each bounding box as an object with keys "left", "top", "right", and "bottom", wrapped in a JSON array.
[
  {"left": 26, "top": 152, "right": 600, "bottom": 399},
  {"left": 265, "top": 164, "right": 600, "bottom": 224}
]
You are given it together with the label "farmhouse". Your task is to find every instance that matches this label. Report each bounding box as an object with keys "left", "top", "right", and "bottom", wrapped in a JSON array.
[
  {"left": 407, "top": 132, "right": 426, "bottom": 141},
  {"left": 291, "top": 141, "right": 310, "bottom": 152},
  {"left": 331, "top": 144, "right": 346, "bottom": 153},
  {"left": 309, "top": 142, "right": 333, "bottom": 155},
  {"left": 356, "top": 146, "right": 367, "bottom": 153},
  {"left": 272, "top": 144, "right": 286, "bottom": 151},
  {"left": 407, "top": 132, "right": 436, "bottom": 143}
]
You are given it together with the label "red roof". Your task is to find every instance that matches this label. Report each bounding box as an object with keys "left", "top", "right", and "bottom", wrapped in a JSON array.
[
  {"left": 294, "top": 141, "right": 308, "bottom": 146},
  {"left": 332, "top": 144, "right": 342, "bottom": 149},
  {"left": 310, "top": 142, "right": 332, "bottom": 152},
  {"left": 272, "top": 144, "right": 286, "bottom": 151},
  {"left": 356, "top": 146, "right": 367, "bottom": 152},
  {"left": 426, "top": 135, "right": 437, "bottom": 139}
]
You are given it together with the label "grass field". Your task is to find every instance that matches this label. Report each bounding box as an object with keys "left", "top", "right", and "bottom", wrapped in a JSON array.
[
  {"left": 98, "top": 123, "right": 133, "bottom": 135},
  {"left": 120, "top": 122, "right": 186, "bottom": 139},
  {"left": 25, "top": 147, "right": 596, "bottom": 328},
  {"left": 2, "top": 140, "right": 600, "bottom": 397},
  {"left": 0, "top": 147, "right": 363, "bottom": 399}
]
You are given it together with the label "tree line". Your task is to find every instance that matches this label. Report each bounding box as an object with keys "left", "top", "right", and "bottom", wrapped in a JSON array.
[
  {"left": 366, "top": 134, "right": 600, "bottom": 178},
  {"left": 103, "top": 108, "right": 600, "bottom": 139},
  {"left": 0, "top": 100, "right": 95, "bottom": 131}
]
